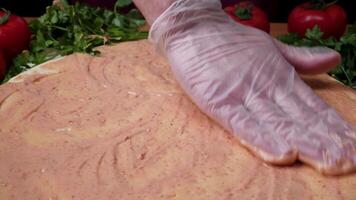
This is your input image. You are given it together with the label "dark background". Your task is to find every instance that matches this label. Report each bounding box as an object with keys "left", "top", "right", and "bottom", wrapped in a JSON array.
[{"left": 0, "top": 0, "right": 355, "bottom": 23}]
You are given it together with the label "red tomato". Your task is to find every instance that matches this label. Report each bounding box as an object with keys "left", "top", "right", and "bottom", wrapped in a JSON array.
[
  {"left": 0, "top": 50, "right": 6, "bottom": 81},
  {"left": 224, "top": 2, "right": 270, "bottom": 33},
  {"left": 288, "top": 2, "right": 347, "bottom": 39},
  {"left": 0, "top": 9, "right": 31, "bottom": 64}
]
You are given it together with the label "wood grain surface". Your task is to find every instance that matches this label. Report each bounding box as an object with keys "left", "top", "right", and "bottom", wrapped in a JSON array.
[{"left": 0, "top": 40, "right": 355, "bottom": 200}]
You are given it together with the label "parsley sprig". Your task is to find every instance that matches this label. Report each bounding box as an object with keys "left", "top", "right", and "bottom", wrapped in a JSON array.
[
  {"left": 2, "top": 0, "right": 147, "bottom": 83},
  {"left": 278, "top": 23, "right": 356, "bottom": 89}
]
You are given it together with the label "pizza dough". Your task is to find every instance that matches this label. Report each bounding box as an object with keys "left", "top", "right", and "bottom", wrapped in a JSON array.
[{"left": 0, "top": 40, "right": 355, "bottom": 200}]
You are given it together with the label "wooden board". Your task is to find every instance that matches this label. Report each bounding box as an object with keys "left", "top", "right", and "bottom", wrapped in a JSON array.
[{"left": 0, "top": 40, "right": 355, "bottom": 200}]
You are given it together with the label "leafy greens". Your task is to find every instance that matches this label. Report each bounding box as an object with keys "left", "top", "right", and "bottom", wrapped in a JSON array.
[
  {"left": 278, "top": 23, "right": 356, "bottom": 89},
  {"left": 2, "top": 0, "right": 147, "bottom": 83}
]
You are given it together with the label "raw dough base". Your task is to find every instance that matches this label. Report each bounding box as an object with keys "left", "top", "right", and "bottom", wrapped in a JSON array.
[{"left": 0, "top": 40, "right": 355, "bottom": 200}]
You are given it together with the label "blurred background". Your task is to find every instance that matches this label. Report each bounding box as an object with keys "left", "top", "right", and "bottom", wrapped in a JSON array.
[{"left": 0, "top": 0, "right": 355, "bottom": 22}]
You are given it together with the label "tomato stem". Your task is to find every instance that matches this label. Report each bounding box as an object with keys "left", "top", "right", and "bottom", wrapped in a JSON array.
[
  {"left": 307, "top": 0, "right": 338, "bottom": 10},
  {"left": 325, "top": 0, "right": 338, "bottom": 8},
  {"left": 234, "top": 2, "right": 253, "bottom": 20},
  {"left": 0, "top": 8, "right": 11, "bottom": 25}
]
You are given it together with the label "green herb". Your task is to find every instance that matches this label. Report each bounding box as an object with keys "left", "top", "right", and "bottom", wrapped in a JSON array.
[
  {"left": 115, "top": 0, "right": 132, "bottom": 10},
  {"left": 278, "top": 23, "right": 356, "bottom": 89},
  {"left": 2, "top": 0, "right": 147, "bottom": 83}
]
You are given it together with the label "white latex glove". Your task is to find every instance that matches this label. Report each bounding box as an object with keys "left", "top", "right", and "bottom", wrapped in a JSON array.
[{"left": 148, "top": 0, "right": 356, "bottom": 175}]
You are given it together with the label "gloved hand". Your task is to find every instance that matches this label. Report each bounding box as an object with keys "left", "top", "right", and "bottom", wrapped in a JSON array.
[{"left": 148, "top": 0, "right": 356, "bottom": 175}]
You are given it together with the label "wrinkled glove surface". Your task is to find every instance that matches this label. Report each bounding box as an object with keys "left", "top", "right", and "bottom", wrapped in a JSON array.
[{"left": 149, "top": 0, "right": 356, "bottom": 175}]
